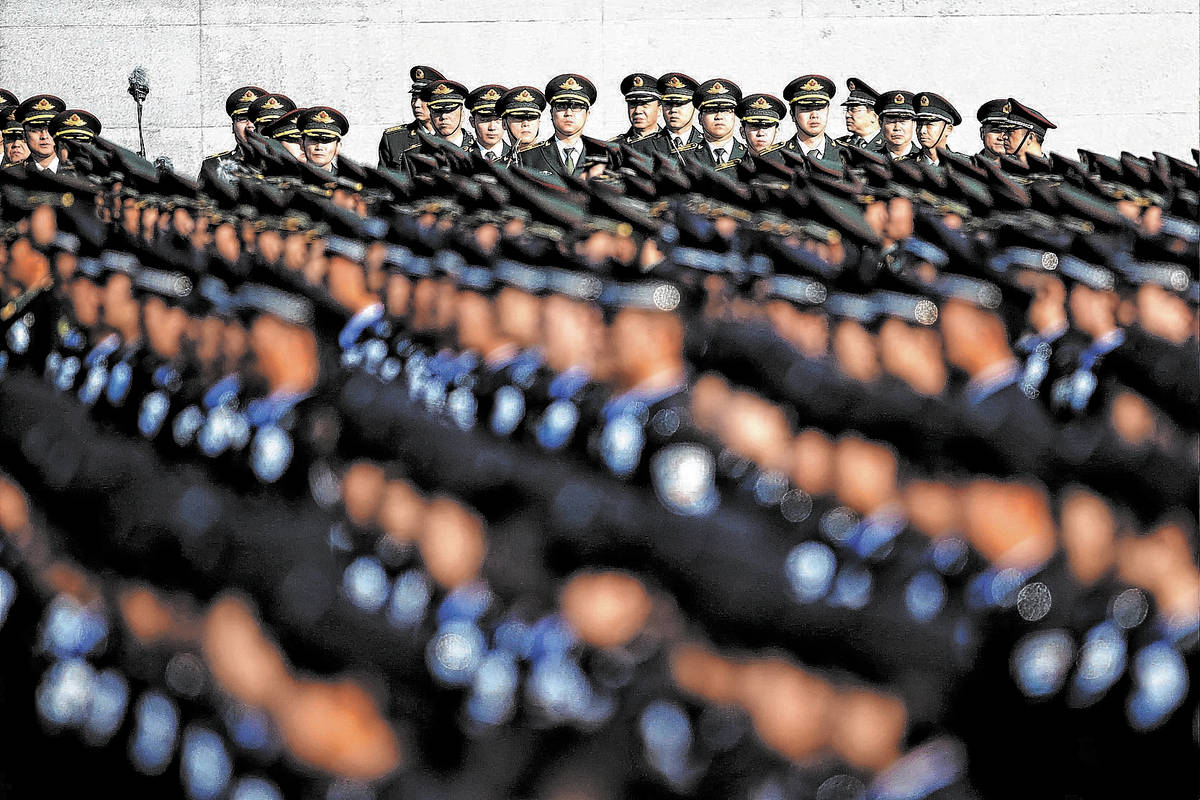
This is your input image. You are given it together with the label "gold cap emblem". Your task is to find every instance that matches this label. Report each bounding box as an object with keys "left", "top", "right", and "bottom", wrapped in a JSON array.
[
  {"left": 848, "top": 80, "right": 857, "bottom": 91},
  {"left": 559, "top": 77, "right": 583, "bottom": 91},
  {"left": 665, "top": 76, "right": 686, "bottom": 89},
  {"left": 894, "top": 93, "right": 905, "bottom": 104},
  {"left": 432, "top": 83, "right": 453, "bottom": 95},
  {"left": 238, "top": 90, "right": 258, "bottom": 103},
  {"left": 262, "top": 97, "right": 284, "bottom": 110},
  {"left": 414, "top": 68, "right": 425, "bottom": 79},
  {"left": 63, "top": 114, "right": 87, "bottom": 127},
  {"left": 632, "top": 76, "right": 644, "bottom": 87},
  {"left": 801, "top": 78, "right": 822, "bottom": 92},
  {"left": 33, "top": 98, "right": 54, "bottom": 111},
  {"left": 312, "top": 110, "right": 335, "bottom": 124},
  {"left": 1002, "top": 101, "right": 1012, "bottom": 114},
  {"left": 708, "top": 82, "right": 727, "bottom": 94},
  {"left": 919, "top": 95, "right": 930, "bottom": 106},
  {"left": 750, "top": 96, "right": 771, "bottom": 110},
  {"left": 515, "top": 90, "right": 535, "bottom": 102},
  {"left": 482, "top": 88, "right": 501, "bottom": 101}
]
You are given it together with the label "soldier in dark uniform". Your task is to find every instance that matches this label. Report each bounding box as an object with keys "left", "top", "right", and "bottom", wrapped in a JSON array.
[
  {"left": 627, "top": 72, "right": 703, "bottom": 164},
  {"left": 914, "top": 92, "right": 960, "bottom": 167},
  {"left": 516, "top": 74, "right": 606, "bottom": 179},
  {"left": 378, "top": 64, "right": 444, "bottom": 170},
  {"left": 782, "top": 75, "right": 843, "bottom": 167},
  {"left": 837, "top": 77, "right": 885, "bottom": 152},
  {"left": 421, "top": 79, "right": 475, "bottom": 151},
  {"left": 466, "top": 85, "right": 511, "bottom": 163},
  {"left": 198, "top": 86, "right": 267, "bottom": 179},
  {"left": 1, "top": 103, "right": 29, "bottom": 167},
  {"left": 689, "top": 78, "right": 745, "bottom": 170},
  {"left": 974, "top": 99, "right": 1011, "bottom": 162},
  {"left": 496, "top": 86, "right": 546, "bottom": 156},
  {"left": 611, "top": 73, "right": 662, "bottom": 146},
  {"left": 737, "top": 93, "right": 788, "bottom": 162},
  {"left": 296, "top": 106, "right": 349, "bottom": 176},
  {"left": 260, "top": 107, "right": 306, "bottom": 162},
  {"left": 246, "top": 93, "right": 296, "bottom": 134},
  {"left": 875, "top": 90, "right": 922, "bottom": 160},
  {"left": 1004, "top": 98, "right": 1056, "bottom": 167},
  {"left": 13, "top": 94, "right": 66, "bottom": 174},
  {"left": 47, "top": 109, "right": 101, "bottom": 169}
]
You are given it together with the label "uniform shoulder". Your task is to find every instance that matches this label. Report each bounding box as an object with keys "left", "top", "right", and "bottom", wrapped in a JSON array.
[
  {"left": 757, "top": 142, "right": 786, "bottom": 155},
  {"left": 204, "top": 149, "right": 234, "bottom": 161},
  {"left": 383, "top": 123, "right": 412, "bottom": 135},
  {"left": 516, "top": 140, "right": 550, "bottom": 154},
  {"left": 834, "top": 135, "right": 853, "bottom": 144}
]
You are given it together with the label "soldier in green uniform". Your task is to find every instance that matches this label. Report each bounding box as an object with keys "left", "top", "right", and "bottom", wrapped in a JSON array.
[
  {"left": 13, "top": 94, "right": 66, "bottom": 174},
  {"left": 516, "top": 74, "right": 606, "bottom": 179},
  {"left": 421, "top": 79, "right": 475, "bottom": 150},
  {"left": 261, "top": 107, "right": 307, "bottom": 163},
  {"left": 628, "top": 72, "right": 703, "bottom": 164},
  {"left": 297, "top": 106, "right": 349, "bottom": 176},
  {"left": 48, "top": 109, "right": 101, "bottom": 170},
  {"left": 466, "top": 84, "right": 510, "bottom": 163},
  {"left": 687, "top": 78, "right": 745, "bottom": 170},
  {"left": 914, "top": 92, "right": 960, "bottom": 167},
  {"left": 198, "top": 86, "right": 267, "bottom": 179},
  {"left": 377, "top": 65, "right": 444, "bottom": 170},
  {"left": 1004, "top": 97, "right": 1056, "bottom": 166},
  {"left": 836, "top": 77, "right": 885, "bottom": 152},
  {"left": 782, "top": 75, "right": 842, "bottom": 167},
  {"left": 246, "top": 93, "right": 296, "bottom": 133},
  {"left": 875, "top": 90, "right": 922, "bottom": 160},
  {"left": 974, "top": 99, "right": 1011, "bottom": 162},
  {"left": 1, "top": 103, "right": 29, "bottom": 167},
  {"left": 737, "top": 93, "right": 788, "bottom": 163},
  {"left": 611, "top": 73, "right": 661, "bottom": 146},
  {"left": 497, "top": 86, "right": 546, "bottom": 155}
]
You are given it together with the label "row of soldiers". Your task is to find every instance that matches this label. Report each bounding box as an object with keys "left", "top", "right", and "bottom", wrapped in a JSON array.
[{"left": 0, "top": 64, "right": 1196, "bottom": 798}]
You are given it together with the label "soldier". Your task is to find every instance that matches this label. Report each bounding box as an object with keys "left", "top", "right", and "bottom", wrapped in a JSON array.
[
  {"left": 517, "top": 74, "right": 605, "bottom": 179},
  {"left": 690, "top": 78, "right": 745, "bottom": 169},
  {"left": 246, "top": 93, "right": 297, "bottom": 134},
  {"left": 875, "top": 90, "right": 921, "bottom": 160},
  {"left": 1, "top": 104, "right": 29, "bottom": 167},
  {"left": 782, "top": 75, "right": 842, "bottom": 167},
  {"left": 837, "top": 77, "right": 885, "bottom": 152},
  {"left": 14, "top": 94, "right": 66, "bottom": 173},
  {"left": 975, "top": 99, "right": 1011, "bottom": 162},
  {"left": 1004, "top": 98, "right": 1056, "bottom": 166},
  {"left": 260, "top": 107, "right": 307, "bottom": 162},
  {"left": 466, "top": 84, "right": 510, "bottom": 163},
  {"left": 48, "top": 109, "right": 101, "bottom": 169},
  {"left": 497, "top": 86, "right": 546, "bottom": 152},
  {"left": 420, "top": 79, "right": 475, "bottom": 150},
  {"left": 378, "top": 65, "right": 444, "bottom": 170},
  {"left": 296, "top": 106, "right": 349, "bottom": 175},
  {"left": 913, "top": 92, "right": 960, "bottom": 166},
  {"left": 737, "top": 93, "right": 788, "bottom": 161},
  {"left": 198, "top": 85, "right": 267, "bottom": 179},
  {"left": 612, "top": 72, "right": 661, "bottom": 146}
]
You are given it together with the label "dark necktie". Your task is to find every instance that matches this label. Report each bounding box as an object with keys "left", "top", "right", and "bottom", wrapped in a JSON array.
[
  {"left": 485, "top": 151, "right": 496, "bottom": 162},
  {"left": 673, "top": 136, "right": 683, "bottom": 149},
  {"left": 714, "top": 147, "right": 726, "bottom": 164}
]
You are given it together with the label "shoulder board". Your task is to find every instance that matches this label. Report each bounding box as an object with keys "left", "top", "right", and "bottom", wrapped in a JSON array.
[
  {"left": 829, "top": 138, "right": 843, "bottom": 148},
  {"left": 834, "top": 135, "right": 852, "bottom": 144},
  {"left": 384, "top": 124, "right": 410, "bottom": 134},
  {"left": 516, "top": 140, "right": 550, "bottom": 153},
  {"left": 607, "top": 134, "right": 624, "bottom": 143},
  {"left": 676, "top": 143, "right": 700, "bottom": 153},
  {"left": 205, "top": 150, "right": 233, "bottom": 160},
  {"left": 757, "top": 142, "right": 786, "bottom": 155},
  {"left": 716, "top": 159, "right": 742, "bottom": 171},
  {"left": 2, "top": 161, "right": 22, "bottom": 169}
]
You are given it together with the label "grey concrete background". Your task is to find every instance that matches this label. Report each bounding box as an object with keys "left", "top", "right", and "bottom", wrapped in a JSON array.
[{"left": 1, "top": 0, "right": 1196, "bottom": 177}]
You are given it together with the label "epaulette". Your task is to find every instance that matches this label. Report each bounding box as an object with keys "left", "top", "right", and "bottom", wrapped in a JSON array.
[
  {"left": 383, "top": 124, "right": 410, "bottom": 135},
  {"left": 403, "top": 142, "right": 422, "bottom": 152},
  {"left": 204, "top": 149, "right": 233, "bottom": 161},
  {"left": 716, "top": 159, "right": 742, "bottom": 171},
  {"left": 835, "top": 135, "right": 853, "bottom": 145},
  {"left": 756, "top": 142, "right": 786, "bottom": 156},
  {"left": 829, "top": 138, "right": 844, "bottom": 148},
  {"left": 516, "top": 140, "right": 550, "bottom": 154},
  {"left": 2, "top": 161, "right": 21, "bottom": 169},
  {"left": 676, "top": 143, "right": 700, "bottom": 153}
]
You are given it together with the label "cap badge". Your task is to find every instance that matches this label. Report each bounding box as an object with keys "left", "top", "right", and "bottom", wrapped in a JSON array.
[
  {"left": 64, "top": 114, "right": 86, "bottom": 127},
  {"left": 665, "top": 76, "right": 686, "bottom": 89},
  {"left": 848, "top": 80, "right": 857, "bottom": 91},
  {"left": 919, "top": 95, "right": 930, "bottom": 106},
  {"left": 632, "top": 76, "right": 644, "bottom": 87},
  {"left": 432, "top": 83, "right": 454, "bottom": 95},
  {"left": 1002, "top": 102, "right": 1012, "bottom": 114},
  {"left": 414, "top": 68, "right": 425, "bottom": 79},
  {"left": 750, "top": 96, "right": 771, "bottom": 110},
  {"left": 894, "top": 93, "right": 905, "bottom": 104},
  {"left": 515, "top": 90, "right": 535, "bottom": 102},
  {"left": 238, "top": 90, "right": 258, "bottom": 103},
  {"left": 262, "top": 97, "right": 284, "bottom": 110},
  {"left": 482, "top": 88, "right": 501, "bottom": 101},
  {"left": 559, "top": 77, "right": 583, "bottom": 91},
  {"left": 708, "top": 82, "right": 727, "bottom": 94},
  {"left": 312, "top": 110, "right": 335, "bottom": 124},
  {"left": 33, "top": 98, "right": 54, "bottom": 111},
  {"left": 801, "top": 78, "right": 822, "bottom": 92}
]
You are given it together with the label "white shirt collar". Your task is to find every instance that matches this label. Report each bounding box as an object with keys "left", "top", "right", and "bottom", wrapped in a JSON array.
[
  {"left": 555, "top": 136, "right": 582, "bottom": 164},
  {"left": 35, "top": 155, "right": 60, "bottom": 173},
  {"left": 705, "top": 137, "right": 735, "bottom": 160},
  {"left": 445, "top": 128, "right": 465, "bottom": 147},
  {"left": 478, "top": 141, "right": 505, "bottom": 159},
  {"left": 795, "top": 136, "right": 823, "bottom": 157}
]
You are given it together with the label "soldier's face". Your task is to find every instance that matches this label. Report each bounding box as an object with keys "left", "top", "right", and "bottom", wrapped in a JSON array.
[
  {"left": 23, "top": 124, "right": 54, "bottom": 158},
  {"left": 699, "top": 108, "right": 735, "bottom": 140},
  {"left": 3, "top": 136, "right": 29, "bottom": 163},
  {"left": 430, "top": 105, "right": 464, "bottom": 137},
  {"left": 881, "top": 114, "right": 915, "bottom": 149},
  {"left": 410, "top": 92, "right": 430, "bottom": 125},
  {"left": 505, "top": 115, "right": 540, "bottom": 145},
  {"left": 916, "top": 120, "right": 951, "bottom": 150},
  {"left": 626, "top": 99, "right": 660, "bottom": 132},
  {"left": 844, "top": 104, "right": 877, "bottom": 136},
  {"left": 791, "top": 104, "right": 829, "bottom": 137},
  {"left": 551, "top": 103, "right": 588, "bottom": 137},
  {"left": 1005, "top": 126, "right": 1037, "bottom": 156},
  {"left": 662, "top": 100, "right": 695, "bottom": 132},
  {"left": 280, "top": 137, "right": 306, "bottom": 161},
  {"left": 741, "top": 122, "right": 778, "bottom": 153},
  {"left": 979, "top": 123, "right": 1008, "bottom": 154},
  {"left": 232, "top": 117, "right": 253, "bottom": 146},
  {"left": 302, "top": 135, "right": 339, "bottom": 167},
  {"left": 470, "top": 112, "right": 505, "bottom": 148}
]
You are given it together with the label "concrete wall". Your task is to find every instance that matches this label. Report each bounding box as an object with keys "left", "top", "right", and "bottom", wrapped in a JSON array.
[{"left": 1, "top": 0, "right": 1196, "bottom": 177}]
